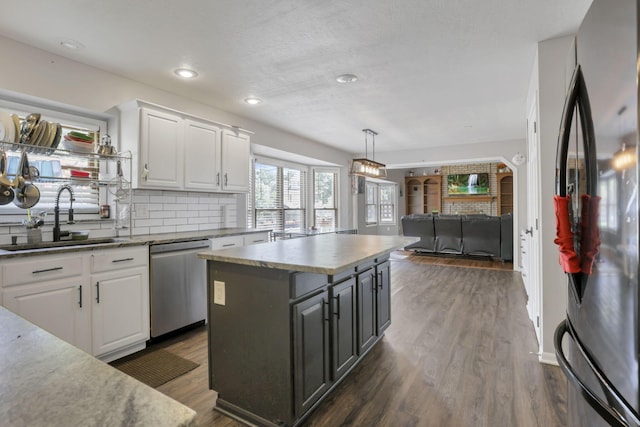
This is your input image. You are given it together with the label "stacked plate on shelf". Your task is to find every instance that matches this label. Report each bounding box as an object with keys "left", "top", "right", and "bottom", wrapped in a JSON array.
[
  {"left": 0, "top": 111, "right": 64, "bottom": 154},
  {"left": 0, "top": 111, "right": 21, "bottom": 146}
]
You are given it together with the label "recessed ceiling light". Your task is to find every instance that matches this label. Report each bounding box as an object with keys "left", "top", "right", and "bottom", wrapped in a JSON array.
[
  {"left": 59, "top": 39, "right": 84, "bottom": 50},
  {"left": 174, "top": 68, "right": 198, "bottom": 79},
  {"left": 336, "top": 74, "right": 358, "bottom": 83},
  {"left": 244, "top": 97, "right": 262, "bottom": 105}
]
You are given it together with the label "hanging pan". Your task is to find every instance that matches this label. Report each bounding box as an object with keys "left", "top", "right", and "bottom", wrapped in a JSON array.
[
  {"left": 12, "top": 151, "right": 40, "bottom": 209},
  {"left": 0, "top": 150, "right": 14, "bottom": 205}
]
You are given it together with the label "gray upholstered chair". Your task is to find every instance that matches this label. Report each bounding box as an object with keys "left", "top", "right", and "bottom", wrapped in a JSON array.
[
  {"left": 433, "top": 215, "right": 463, "bottom": 254},
  {"left": 461, "top": 215, "right": 501, "bottom": 256},
  {"left": 401, "top": 214, "right": 435, "bottom": 252}
]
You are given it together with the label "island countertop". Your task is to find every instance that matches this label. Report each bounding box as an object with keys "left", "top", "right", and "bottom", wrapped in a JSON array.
[
  {"left": 197, "top": 233, "right": 417, "bottom": 274},
  {"left": 0, "top": 306, "right": 197, "bottom": 427}
]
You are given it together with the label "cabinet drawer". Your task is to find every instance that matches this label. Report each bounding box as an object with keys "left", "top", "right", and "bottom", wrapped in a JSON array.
[
  {"left": 2, "top": 255, "right": 85, "bottom": 287},
  {"left": 210, "top": 236, "right": 244, "bottom": 250},
  {"left": 91, "top": 246, "right": 148, "bottom": 273},
  {"left": 243, "top": 232, "right": 269, "bottom": 246},
  {"left": 290, "top": 272, "right": 328, "bottom": 299}
]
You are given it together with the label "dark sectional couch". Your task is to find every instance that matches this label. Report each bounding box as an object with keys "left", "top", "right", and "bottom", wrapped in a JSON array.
[{"left": 401, "top": 213, "right": 513, "bottom": 261}]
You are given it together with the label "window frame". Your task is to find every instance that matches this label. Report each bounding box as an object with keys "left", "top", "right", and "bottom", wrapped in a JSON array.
[
  {"left": 0, "top": 99, "right": 108, "bottom": 223},
  {"left": 250, "top": 156, "right": 308, "bottom": 232},
  {"left": 312, "top": 167, "right": 339, "bottom": 229}
]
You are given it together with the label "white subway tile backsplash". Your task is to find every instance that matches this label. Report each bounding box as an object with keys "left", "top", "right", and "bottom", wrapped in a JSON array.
[
  {"left": 176, "top": 224, "right": 200, "bottom": 232},
  {"left": 150, "top": 211, "right": 177, "bottom": 219},
  {"left": 127, "top": 189, "right": 238, "bottom": 235},
  {"left": 163, "top": 203, "right": 184, "bottom": 211},
  {"left": 164, "top": 218, "right": 189, "bottom": 226}
]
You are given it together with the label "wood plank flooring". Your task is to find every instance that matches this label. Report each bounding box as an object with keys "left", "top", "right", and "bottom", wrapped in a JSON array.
[{"left": 152, "top": 252, "right": 566, "bottom": 427}]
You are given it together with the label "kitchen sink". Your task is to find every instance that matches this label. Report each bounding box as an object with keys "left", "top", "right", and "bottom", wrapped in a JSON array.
[{"left": 0, "top": 238, "right": 131, "bottom": 252}]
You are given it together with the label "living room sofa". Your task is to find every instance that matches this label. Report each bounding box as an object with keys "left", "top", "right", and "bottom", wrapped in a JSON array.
[{"left": 401, "top": 213, "right": 513, "bottom": 261}]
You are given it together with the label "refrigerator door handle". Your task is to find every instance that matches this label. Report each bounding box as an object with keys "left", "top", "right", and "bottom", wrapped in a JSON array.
[{"left": 555, "top": 319, "right": 640, "bottom": 427}]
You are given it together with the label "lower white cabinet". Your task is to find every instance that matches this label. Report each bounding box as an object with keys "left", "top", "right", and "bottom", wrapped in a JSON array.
[
  {"left": 210, "top": 232, "right": 270, "bottom": 250},
  {"left": 2, "top": 274, "right": 92, "bottom": 353},
  {"left": 1, "top": 245, "right": 149, "bottom": 361},
  {"left": 91, "top": 266, "right": 149, "bottom": 358}
]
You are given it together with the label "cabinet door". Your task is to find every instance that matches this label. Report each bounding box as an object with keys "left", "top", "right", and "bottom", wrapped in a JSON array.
[
  {"left": 357, "top": 269, "right": 377, "bottom": 354},
  {"left": 140, "top": 107, "right": 183, "bottom": 189},
  {"left": 221, "top": 129, "right": 250, "bottom": 192},
  {"left": 3, "top": 279, "right": 91, "bottom": 353},
  {"left": 376, "top": 260, "right": 391, "bottom": 334},
  {"left": 184, "top": 119, "right": 221, "bottom": 191},
  {"left": 92, "top": 266, "right": 149, "bottom": 356},
  {"left": 330, "top": 277, "right": 357, "bottom": 381},
  {"left": 293, "top": 291, "right": 330, "bottom": 417}
]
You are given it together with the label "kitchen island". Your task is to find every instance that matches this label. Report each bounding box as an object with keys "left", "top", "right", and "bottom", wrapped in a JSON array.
[
  {"left": 198, "top": 234, "right": 417, "bottom": 427},
  {"left": 0, "top": 305, "right": 196, "bottom": 427}
]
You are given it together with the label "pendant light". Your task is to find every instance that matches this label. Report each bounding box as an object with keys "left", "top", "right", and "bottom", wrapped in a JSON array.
[{"left": 351, "top": 129, "right": 387, "bottom": 178}]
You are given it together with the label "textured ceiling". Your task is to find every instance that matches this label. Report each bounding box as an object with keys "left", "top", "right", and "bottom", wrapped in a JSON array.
[{"left": 0, "top": 0, "right": 592, "bottom": 154}]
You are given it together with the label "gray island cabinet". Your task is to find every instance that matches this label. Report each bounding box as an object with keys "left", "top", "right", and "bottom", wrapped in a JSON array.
[{"left": 198, "top": 234, "right": 417, "bottom": 427}]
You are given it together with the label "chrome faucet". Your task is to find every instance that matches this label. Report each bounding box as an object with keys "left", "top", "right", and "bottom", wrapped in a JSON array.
[{"left": 53, "top": 185, "right": 75, "bottom": 242}]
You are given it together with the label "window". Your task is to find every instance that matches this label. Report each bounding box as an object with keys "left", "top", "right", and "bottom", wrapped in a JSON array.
[
  {"left": 379, "top": 184, "right": 396, "bottom": 224},
  {"left": 0, "top": 102, "right": 106, "bottom": 221},
  {"left": 366, "top": 182, "right": 378, "bottom": 225},
  {"left": 598, "top": 175, "right": 618, "bottom": 231},
  {"left": 365, "top": 181, "right": 397, "bottom": 226},
  {"left": 314, "top": 169, "right": 338, "bottom": 228},
  {"left": 252, "top": 160, "right": 307, "bottom": 232}
]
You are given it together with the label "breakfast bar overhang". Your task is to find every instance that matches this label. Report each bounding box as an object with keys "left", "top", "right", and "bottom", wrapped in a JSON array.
[{"left": 198, "top": 234, "right": 417, "bottom": 427}]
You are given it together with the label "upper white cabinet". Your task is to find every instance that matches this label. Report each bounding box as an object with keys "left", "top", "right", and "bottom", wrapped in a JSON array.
[
  {"left": 185, "top": 119, "right": 221, "bottom": 191},
  {"left": 116, "top": 100, "right": 250, "bottom": 193},
  {"left": 221, "top": 129, "right": 250, "bottom": 192},
  {"left": 140, "top": 107, "right": 184, "bottom": 189}
]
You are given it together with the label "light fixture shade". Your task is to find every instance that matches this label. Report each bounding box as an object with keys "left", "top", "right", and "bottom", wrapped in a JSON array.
[
  {"left": 613, "top": 146, "right": 637, "bottom": 170},
  {"left": 351, "top": 128, "right": 387, "bottom": 178},
  {"left": 351, "top": 158, "right": 387, "bottom": 178}
]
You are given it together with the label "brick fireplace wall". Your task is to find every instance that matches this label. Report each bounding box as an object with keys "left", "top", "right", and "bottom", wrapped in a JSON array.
[{"left": 440, "top": 163, "right": 501, "bottom": 216}]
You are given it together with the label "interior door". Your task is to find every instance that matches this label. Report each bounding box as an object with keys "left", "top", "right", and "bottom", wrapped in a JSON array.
[{"left": 526, "top": 96, "right": 542, "bottom": 344}]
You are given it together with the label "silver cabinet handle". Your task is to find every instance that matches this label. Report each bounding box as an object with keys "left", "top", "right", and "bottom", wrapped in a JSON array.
[
  {"left": 217, "top": 172, "right": 220, "bottom": 186},
  {"left": 32, "top": 266, "right": 63, "bottom": 274},
  {"left": 95, "top": 282, "right": 100, "bottom": 303},
  {"left": 224, "top": 173, "right": 228, "bottom": 186},
  {"left": 112, "top": 257, "right": 134, "bottom": 263},
  {"left": 143, "top": 163, "right": 149, "bottom": 181},
  {"left": 222, "top": 243, "right": 235, "bottom": 247},
  {"left": 334, "top": 294, "right": 341, "bottom": 320},
  {"left": 78, "top": 285, "right": 83, "bottom": 308}
]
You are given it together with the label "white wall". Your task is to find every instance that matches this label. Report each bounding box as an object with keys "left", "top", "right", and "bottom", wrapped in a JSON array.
[
  {"left": 532, "top": 35, "right": 575, "bottom": 363},
  {"left": 0, "top": 35, "right": 354, "bottom": 229}
]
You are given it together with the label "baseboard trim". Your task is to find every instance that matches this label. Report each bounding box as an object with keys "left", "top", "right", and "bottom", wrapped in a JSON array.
[{"left": 539, "top": 351, "right": 559, "bottom": 366}]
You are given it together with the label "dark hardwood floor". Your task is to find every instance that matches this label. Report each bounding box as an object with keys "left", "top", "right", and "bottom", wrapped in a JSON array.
[{"left": 153, "top": 252, "right": 566, "bottom": 426}]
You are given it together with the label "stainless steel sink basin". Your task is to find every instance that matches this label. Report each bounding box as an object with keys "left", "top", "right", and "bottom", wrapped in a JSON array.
[{"left": 0, "top": 238, "right": 131, "bottom": 252}]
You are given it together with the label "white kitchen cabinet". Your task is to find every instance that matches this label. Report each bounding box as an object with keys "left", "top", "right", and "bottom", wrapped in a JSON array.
[
  {"left": 90, "top": 246, "right": 149, "bottom": 361},
  {"left": 210, "top": 235, "right": 244, "bottom": 250},
  {"left": 184, "top": 119, "right": 221, "bottom": 191},
  {"left": 0, "top": 245, "right": 149, "bottom": 361},
  {"left": 139, "top": 107, "right": 184, "bottom": 189},
  {"left": 1, "top": 254, "right": 92, "bottom": 353},
  {"left": 243, "top": 232, "right": 270, "bottom": 245},
  {"left": 117, "top": 100, "right": 251, "bottom": 193},
  {"left": 221, "top": 129, "right": 250, "bottom": 192}
]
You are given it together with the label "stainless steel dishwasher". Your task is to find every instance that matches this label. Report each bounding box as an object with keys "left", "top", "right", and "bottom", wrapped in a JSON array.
[{"left": 149, "top": 239, "right": 210, "bottom": 338}]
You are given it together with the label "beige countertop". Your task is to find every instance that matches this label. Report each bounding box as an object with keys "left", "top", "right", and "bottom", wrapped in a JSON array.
[
  {"left": 0, "top": 306, "right": 196, "bottom": 427},
  {"left": 198, "top": 234, "right": 418, "bottom": 274}
]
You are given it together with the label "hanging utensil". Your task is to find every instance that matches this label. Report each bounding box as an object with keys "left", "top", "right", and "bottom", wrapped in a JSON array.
[
  {"left": 12, "top": 151, "right": 40, "bottom": 209},
  {"left": 0, "top": 150, "right": 14, "bottom": 205}
]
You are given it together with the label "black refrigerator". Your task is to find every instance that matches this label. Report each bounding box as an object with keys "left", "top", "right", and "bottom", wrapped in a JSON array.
[{"left": 553, "top": 0, "right": 640, "bottom": 426}]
